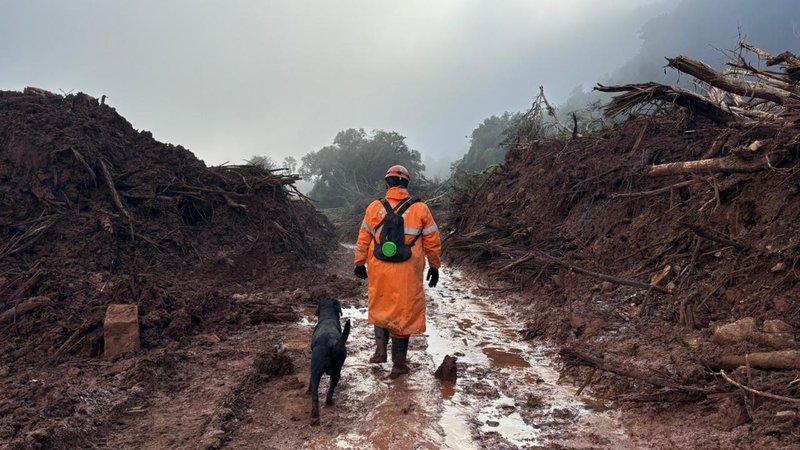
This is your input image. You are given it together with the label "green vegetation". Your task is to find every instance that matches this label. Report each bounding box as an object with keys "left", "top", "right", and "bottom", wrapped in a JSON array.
[
  {"left": 300, "top": 128, "right": 427, "bottom": 209},
  {"left": 451, "top": 112, "right": 518, "bottom": 174}
]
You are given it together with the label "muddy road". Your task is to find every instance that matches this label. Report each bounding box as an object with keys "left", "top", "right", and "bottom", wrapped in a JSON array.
[{"left": 223, "top": 265, "right": 630, "bottom": 450}]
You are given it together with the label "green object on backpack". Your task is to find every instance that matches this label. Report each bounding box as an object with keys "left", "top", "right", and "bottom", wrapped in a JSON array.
[{"left": 381, "top": 241, "right": 398, "bottom": 257}]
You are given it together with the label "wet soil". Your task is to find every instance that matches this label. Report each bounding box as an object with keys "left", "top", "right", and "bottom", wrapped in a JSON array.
[
  {"left": 0, "top": 88, "right": 337, "bottom": 449},
  {"left": 445, "top": 113, "right": 800, "bottom": 448},
  {"left": 224, "top": 257, "right": 631, "bottom": 450}
]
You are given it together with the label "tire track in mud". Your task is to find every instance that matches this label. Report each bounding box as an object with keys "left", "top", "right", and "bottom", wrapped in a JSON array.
[{"left": 229, "top": 268, "right": 632, "bottom": 449}]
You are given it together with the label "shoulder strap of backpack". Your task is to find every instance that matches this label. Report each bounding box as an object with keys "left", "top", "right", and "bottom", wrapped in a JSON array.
[
  {"left": 379, "top": 198, "right": 394, "bottom": 216},
  {"left": 399, "top": 198, "right": 425, "bottom": 246},
  {"left": 395, "top": 197, "right": 421, "bottom": 216}
]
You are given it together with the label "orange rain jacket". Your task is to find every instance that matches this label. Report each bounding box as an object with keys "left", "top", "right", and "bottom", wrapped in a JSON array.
[{"left": 354, "top": 187, "right": 442, "bottom": 336}]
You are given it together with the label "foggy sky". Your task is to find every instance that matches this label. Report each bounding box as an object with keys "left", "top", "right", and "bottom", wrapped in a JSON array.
[{"left": 3, "top": 0, "right": 684, "bottom": 176}]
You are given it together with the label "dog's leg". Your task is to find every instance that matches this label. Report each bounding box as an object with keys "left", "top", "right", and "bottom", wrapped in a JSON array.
[
  {"left": 326, "top": 370, "right": 341, "bottom": 406},
  {"left": 310, "top": 368, "right": 323, "bottom": 424}
]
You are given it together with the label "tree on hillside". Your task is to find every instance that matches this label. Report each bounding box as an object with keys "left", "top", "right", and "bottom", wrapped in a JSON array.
[
  {"left": 301, "top": 128, "right": 426, "bottom": 208},
  {"left": 452, "top": 112, "right": 518, "bottom": 174}
]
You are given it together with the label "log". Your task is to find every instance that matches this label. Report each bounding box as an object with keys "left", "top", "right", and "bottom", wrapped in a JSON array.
[
  {"left": 560, "top": 348, "right": 712, "bottom": 393},
  {"left": 713, "top": 350, "right": 800, "bottom": 371},
  {"left": 0, "top": 296, "right": 53, "bottom": 324},
  {"left": 646, "top": 150, "right": 786, "bottom": 177},
  {"left": 667, "top": 56, "right": 797, "bottom": 105}
]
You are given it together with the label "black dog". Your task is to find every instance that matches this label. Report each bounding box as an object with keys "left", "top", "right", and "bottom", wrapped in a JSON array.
[{"left": 309, "top": 297, "right": 350, "bottom": 424}]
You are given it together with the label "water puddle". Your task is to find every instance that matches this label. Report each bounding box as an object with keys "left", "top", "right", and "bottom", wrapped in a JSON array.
[{"left": 298, "top": 267, "right": 629, "bottom": 449}]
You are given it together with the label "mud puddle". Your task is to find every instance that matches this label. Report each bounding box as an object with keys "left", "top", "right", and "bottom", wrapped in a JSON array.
[{"left": 295, "top": 267, "right": 629, "bottom": 449}]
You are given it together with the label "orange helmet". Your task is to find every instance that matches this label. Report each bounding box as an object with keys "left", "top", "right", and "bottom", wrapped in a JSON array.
[{"left": 385, "top": 165, "right": 410, "bottom": 182}]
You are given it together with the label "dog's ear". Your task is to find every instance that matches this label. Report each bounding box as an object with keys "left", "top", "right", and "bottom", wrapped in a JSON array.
[
  {"left": 335, "top": 299, "right": 342, "bottom": 317},
  {"left": 314, "top": 303, "right": 320, "bottom": 317}
]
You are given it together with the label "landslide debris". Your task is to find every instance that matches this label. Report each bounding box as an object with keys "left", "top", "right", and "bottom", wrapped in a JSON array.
[
  {"left": 0, "top": 88, "right": 332, "bottom": 448},
  {"left": 446, "top": 42, "right": 800, "bottom": 446}
]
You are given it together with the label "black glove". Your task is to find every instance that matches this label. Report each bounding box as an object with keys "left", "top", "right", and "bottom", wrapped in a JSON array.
[
  {"left": 354, "top": 265, "right": 368, "bottom": 279},
  {"left": 426, "top": 268, "right": 439, "bottom": 288}
]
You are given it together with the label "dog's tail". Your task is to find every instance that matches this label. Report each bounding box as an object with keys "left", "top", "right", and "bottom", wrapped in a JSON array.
[{"left": 334, "top": 319, "right": 351, "bottom": 351}]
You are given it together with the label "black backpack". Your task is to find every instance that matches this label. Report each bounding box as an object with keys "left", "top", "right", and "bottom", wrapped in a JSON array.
[{"left": 372, "top": 197, "right": 422, "bottom": 262}]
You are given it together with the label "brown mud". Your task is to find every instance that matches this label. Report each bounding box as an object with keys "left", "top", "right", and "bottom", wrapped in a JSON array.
[
  {"left": 225, "top": 256, "right": 630, "bottom": 450},
  {"left": 445, "top": 110, "right": 800, "bottom": 448},
  {"left": 4, "top": 80, "right": 800, "bottom": 449},
  {"left": 0, "top": 88, "right": 341, "bottom": 449}
]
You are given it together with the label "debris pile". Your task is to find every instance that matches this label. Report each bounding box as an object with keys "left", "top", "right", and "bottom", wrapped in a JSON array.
[
  {"left": 446, "top": 42, "right": 800, "bottom": 443},
  {"left": 0, "top": 88, "right": 338, "bottom": 448},
  {"left": 0, "top": 88, "right": 333, "bottom": 446}
]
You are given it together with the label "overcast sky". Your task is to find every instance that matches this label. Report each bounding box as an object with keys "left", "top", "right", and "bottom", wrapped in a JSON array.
[{"left": 1, "top": 0, "right": 678, "bottom": 176}]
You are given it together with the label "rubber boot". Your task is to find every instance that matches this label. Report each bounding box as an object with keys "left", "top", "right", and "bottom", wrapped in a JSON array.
[
  {"left": 368, "top": 326, "right": 389, "bottom": 363},
  {"left": 389, "top": 337, "right": 410, "bottom": 379}
]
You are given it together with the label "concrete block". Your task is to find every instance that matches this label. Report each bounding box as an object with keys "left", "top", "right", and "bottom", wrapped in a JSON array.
[{"left": 104, "top": 304, "right": 139, "bottom": 358}]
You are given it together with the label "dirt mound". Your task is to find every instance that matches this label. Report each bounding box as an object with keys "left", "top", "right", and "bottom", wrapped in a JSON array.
[
  {"left": 446, "top": 47, "right": 800, "bottom": 445},
  {"left": 0, "top": 88, "right": 332, "bottom": 447}
]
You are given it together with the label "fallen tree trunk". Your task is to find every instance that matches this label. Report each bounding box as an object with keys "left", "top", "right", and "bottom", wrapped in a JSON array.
[
  {"left": 712, "top": 350, "right": 800, "bottom": 370},
  {"left": 0, "top": 296, "right": 53, "bottom": 325},
  {"left": 667, "top": 56, "right": 797, "bottom": 105},
  {"left": 646, "top": 150, "right": 786, "bottom": 177}
]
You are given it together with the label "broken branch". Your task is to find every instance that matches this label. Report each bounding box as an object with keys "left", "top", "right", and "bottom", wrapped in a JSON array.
[
  {"left": 0, "top": 296, "right": 53, "bottom": 325},
  {"left": 610, "top": 179, "right": 699, "bottom": 199},
  {"left": 98, "top": 159, "right": 134, "bottom": 237},
  {"left": 718, "top": 370, "right": 800, "bottom": 404}
]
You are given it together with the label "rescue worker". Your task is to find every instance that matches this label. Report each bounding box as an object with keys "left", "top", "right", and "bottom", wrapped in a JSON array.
[{"left": 354, "top": 165, "right": 442, "bottom": 378}]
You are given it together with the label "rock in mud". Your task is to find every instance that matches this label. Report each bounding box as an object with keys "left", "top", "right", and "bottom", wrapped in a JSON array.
[
  {"left": 434, "top": 355, "right": 458, "bottom": 382},
  {"left": 770, "top": 262, "right": 787, "bottom": 273},
  {"left": 650, "top": 264, "right": 674, "bottom": 287},
  {"left": 104, "top": 304, "right": 140, "bottom": 359}
]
